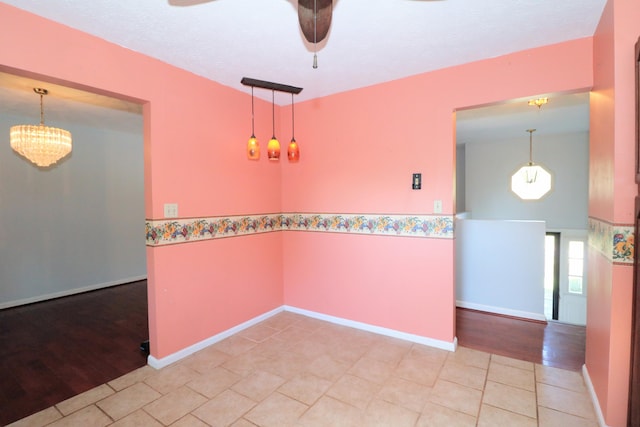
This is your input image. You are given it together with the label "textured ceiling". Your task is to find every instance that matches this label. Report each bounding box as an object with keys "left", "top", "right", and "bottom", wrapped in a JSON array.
[{"left": 0, "top": 0, "right": 603, "bottom": 140}]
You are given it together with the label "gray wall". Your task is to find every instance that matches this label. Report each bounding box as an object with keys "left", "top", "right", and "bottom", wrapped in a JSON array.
[
  {"left": 461, "top": 131, "right": 589, "bottom": 228},
  {"left": 455, "top": 131, "right": 588, "bottom": 319},
  {"left": 456, "top": 219, "right": 546, "bottom": 319},
  {"left": 0, "top": 112, "right": 146, "bottom": 307}
]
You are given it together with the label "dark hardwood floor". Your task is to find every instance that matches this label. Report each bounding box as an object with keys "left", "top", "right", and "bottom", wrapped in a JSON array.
[
  {"left": 0, "top": 281, "right": 148, "bottom": 426},
  {"left": 0, "top": 285, "right": 586, "bottom": 426},
  {"left": 456, "top": 307, "right": 586, "bottom": 371}
]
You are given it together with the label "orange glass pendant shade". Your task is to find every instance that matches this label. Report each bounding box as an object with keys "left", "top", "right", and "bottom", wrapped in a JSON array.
[
  {"left": 266, "top": 89, "right": 280, "bottom": 161},
  {"left": 246, "top": 86, "right": 260, "bottom": 160},
  {"left": 247, "top": 135, "right": 260, "bottom": 160},
  {"left": 287, "top": 93, "right": 300, "bottom": 162},
  {"left": 267, "top": 137, "right": 280, "bottom": 160},
  {"left": 287, "top": 138, "right": 300, "bottom": 162},
  {"left": 240, "top": 78, "right": 304, "bottom": 162}
]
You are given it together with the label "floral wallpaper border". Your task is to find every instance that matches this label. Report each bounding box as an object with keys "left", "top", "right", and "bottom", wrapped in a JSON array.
[
  {"left": 588, "top": 217, "right": 634, "bottom": 264},
  {"left": 146, "top": 213, "right": 455, "bottom": 246}
]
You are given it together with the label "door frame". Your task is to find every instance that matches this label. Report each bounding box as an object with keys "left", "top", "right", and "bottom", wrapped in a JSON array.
[
  {"left": 628, "top": 35, "right": 640, "bottom": 426},
  {"left": 546, "top": 231, "right": 561, "bottom": 320}
]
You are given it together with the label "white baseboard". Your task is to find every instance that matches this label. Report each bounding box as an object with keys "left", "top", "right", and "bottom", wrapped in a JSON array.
[
  {"left": 456, "top": 300, "right": 547, "bottom": 322},
  {"left": 283, "top": 305, "right": 457, "bottom": 352},
  {"left": 148, "top": 306, "right": 284, "bottom": 369},
  {"left": 0, "top": 275, "right": 148, "bottom": 310},
  {"left": 148, "top": 304, "right": 458, "bottom": 369},
  {"left": 582, "top": 364, "right": 608, "bottom": 427}
]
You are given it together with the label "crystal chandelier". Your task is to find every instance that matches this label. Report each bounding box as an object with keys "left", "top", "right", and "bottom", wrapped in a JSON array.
[{"left": 10, "top": 88, "right": 72, "bottom": 167}]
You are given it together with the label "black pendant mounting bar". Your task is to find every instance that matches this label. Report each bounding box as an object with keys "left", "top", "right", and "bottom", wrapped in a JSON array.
[{"left": 241, "top": 77, "right": 303, "bottom": 95}]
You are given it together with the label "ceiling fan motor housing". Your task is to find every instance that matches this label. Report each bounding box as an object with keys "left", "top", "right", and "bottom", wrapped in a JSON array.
[{"left": 298, "top": 0, "right": 332, "bottom": 43}]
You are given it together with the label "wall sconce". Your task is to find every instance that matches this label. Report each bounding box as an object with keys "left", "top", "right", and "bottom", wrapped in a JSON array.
[
  {"left": 241, "top": 77, "right": 303, "bottom": 162},
  {"left": 511, "top": 129, "right": 552, "bottom": 200},
  {"left": 10, "top": 88, "right": 72, "bottom": 167}
]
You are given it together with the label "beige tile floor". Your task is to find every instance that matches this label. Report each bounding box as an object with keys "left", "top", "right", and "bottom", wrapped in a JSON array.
[{"left": 9, "top": 311, "right": 598, "bottom": 427}]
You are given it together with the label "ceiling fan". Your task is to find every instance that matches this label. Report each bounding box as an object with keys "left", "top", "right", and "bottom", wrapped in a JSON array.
[
  {"left": 297, "top": 0, "right": 333, "bottom": 68},
  {"left": 169, "top": 0, "right": 440, "bottom": 68}
]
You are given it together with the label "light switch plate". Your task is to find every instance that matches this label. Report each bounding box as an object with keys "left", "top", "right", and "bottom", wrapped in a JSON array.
[
  {"left": 164, "top": 203, "right": 178, "bottom": 218},
  {"left": 433, "top": 200, "right": 442, "bottom": 213},
  {"left": 412, "top": 173, "right": 422, "bottom": 190}
]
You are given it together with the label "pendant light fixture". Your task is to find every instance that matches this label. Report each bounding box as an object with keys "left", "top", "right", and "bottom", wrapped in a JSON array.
[
  {"left": 288, "top": 92, "right": 300, "bottom": 162},
  {"left": 267, "top": 90, "right": 280, "bottom": 161},
  {"left": 246, "top": 86, "right": 260, "bottom": 160},
  {"left": 10, "top": 88, "right": 72, "bottom": 167},
  {"left": 527, "top": 97, "right": 548, "bottom": 109},
  {"left": 241, "top": 77, "right": 303, "bottom": 162},
  {"left": 511, "top": 129, "right": 552, "bottom": 200}
]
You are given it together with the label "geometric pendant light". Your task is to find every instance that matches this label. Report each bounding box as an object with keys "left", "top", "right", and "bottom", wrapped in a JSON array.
[
  {"left": 511, "top": 129, "right": 552, "bottom": 200},
  {"left": 10, "top": 88, "right": 72, "bottom": 167}
]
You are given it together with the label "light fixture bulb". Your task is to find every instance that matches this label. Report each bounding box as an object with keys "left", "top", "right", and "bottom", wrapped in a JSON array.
[
  {"left": 267, "top": 89, "right": 280, "bottom": 161},
  {"left": 247, "top": 135, "right": 260, "bottom": 160},
  {"left": 246, "top": 87, "right": 260, "bottom": 160},
  {"left": 287, "top": 138, "right": 300, "bottom": 162},
  {"left": 288, "top": 92, "right": 300, "bottom": 162},
  {"left": 268, "top": 137, "right": 280, "bottom": 160}
]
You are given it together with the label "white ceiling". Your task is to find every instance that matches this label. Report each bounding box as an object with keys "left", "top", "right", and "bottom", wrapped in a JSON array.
[
  {"left": 0, "top": 0, "right": 603, "bottom": 141},
  {"left": 456, "top": 92, "right": 590, "bottom": 145}
]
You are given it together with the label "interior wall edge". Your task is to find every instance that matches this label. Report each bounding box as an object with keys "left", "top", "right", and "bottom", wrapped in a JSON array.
[
  {"left": 148, "top": 304, "right": 459, "bottom": 370},
  {"left": 582, "top": 364, "right": 608, "bottom": 427},
  {"left": 0, "top": 275, "right": 147, "bottom": 309},
  {"left": 455, "top": 300, "right": 547, "bottom": 322}
]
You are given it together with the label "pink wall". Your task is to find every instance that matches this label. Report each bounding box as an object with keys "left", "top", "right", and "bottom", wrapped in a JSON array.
[
  {"left": 283, "top": 38, "right": 593, "bottom": 215},
  {"left": 0, "top": 4, "right": 284, "bottom": 359},
  {"left": 4, "top": 10, "right": 632, "bottom": 423},
  {"left": 147, "top": 235, "right": 283, "bottom": 356},
  {"left": 283, "top": 233, "right": 455, "bottom": 341},
  {"left": 281, "top": 38, "right": 593, "bottom": 344},
  {"left": 588, "top": 0, "right": 640, "bottom": 425}
]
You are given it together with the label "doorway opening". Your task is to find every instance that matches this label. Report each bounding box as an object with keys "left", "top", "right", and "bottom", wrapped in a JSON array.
[
  {"left": 544, "top": 232, "right": 560, "bottom": 320},
  {"left": 544, "top": 231, "right": 587, "bottom": 325}
]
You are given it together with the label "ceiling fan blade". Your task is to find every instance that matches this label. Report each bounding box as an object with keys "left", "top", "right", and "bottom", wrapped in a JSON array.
[
  {"left": 167, "top": 0, "right": 215, "bottom": 6},
  {"left": 298, "top": 0, "right": 332, "bottom": 43}
]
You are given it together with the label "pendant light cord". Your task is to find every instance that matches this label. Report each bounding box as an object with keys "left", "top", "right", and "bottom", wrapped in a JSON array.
[
  {"left": 39, "top": 93, "right": 45, "bottom": 126},
  {"left": 250, "top": 86, "right": 255, "bottom": 137},
  {"left": 291, "top": 93, "right": 295, "bottom": 140},
  {"left": 527, "top": 129, "right": 535, "bottom": 165},
  {"left": 272, "top": 90, "right": 276, "bottom": 139}
]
